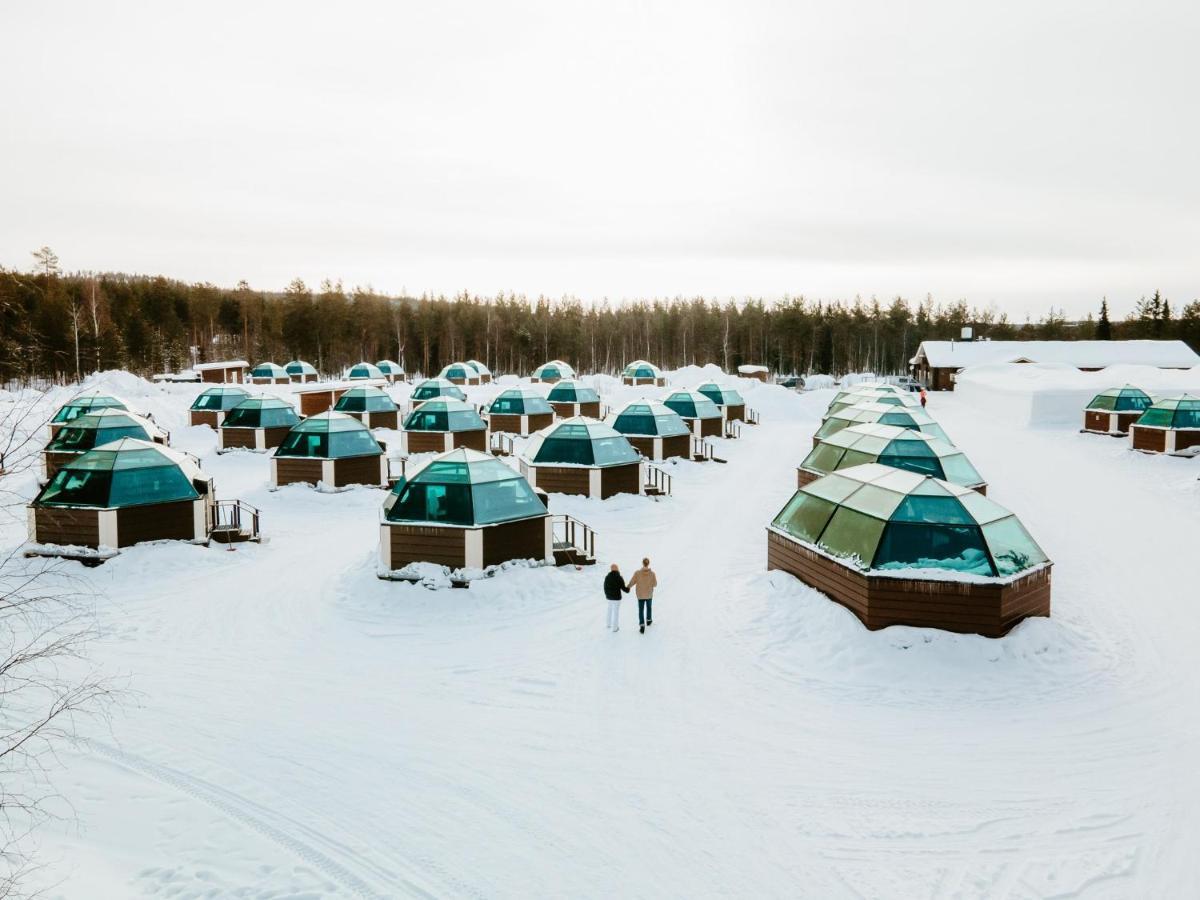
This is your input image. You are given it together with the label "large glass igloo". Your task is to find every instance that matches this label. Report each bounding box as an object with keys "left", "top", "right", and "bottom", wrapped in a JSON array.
[
  {"left": 531, "top": 360, "right": 576, "bottom": 383},
  {"left": 663, "top": 390, "right": 723, "bottom": 437},
  {"left": 334, "top": 385, "right": 399, "bottom": 429},
  {"left": 608, "top": 400, "right": 690, "bottom": 461},
  {"left": 546, "top": 380, "right": 601, "bottom": 417},
  {"left": 520, "top": 417, "right": 642, "bottom": 499},
  {"left": 402, "top": 398, "right": 488, "bottom": 453},
  {"left": 272, "top": 411, "right": 386, "bottom": 488},
  {"left": 487, "top": 387, "right": 555, "bottom": 436},
  {"left": 1082, "top": 385, "right": 1153, "bottom": 436},
  {"left": 799, "top": 423, "right": 986, "bottom": 492},
  {"left": 219, "top": 396, "right": 301, "bottom": 451},
  {"left": 43, "top": 409, "right": 165, "bottom": 479},
  {"left": 767, "top": 463, "right": 1051, "bottom": 636},
  {"left": 189, "top": 386, "right": 249, "bottom": 427},
  {"left": 1130, "top": 394, "right": 1200, "bottom": 455},
  {"left": 813, "top": 402, "right": 950, "bottom": 447},
  {"left": 410, "top": 378, "right": 467, "bottom": 402}
]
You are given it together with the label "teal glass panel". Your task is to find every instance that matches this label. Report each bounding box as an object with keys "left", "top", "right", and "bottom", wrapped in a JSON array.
[
  {"left": 592, "top": 435, "right": 639, "bottom": 465},
  {"left": 772, "top": 493, "right": 836, "bottom": 542},
  {"left": 819, "top": 507, "right": 886, "bottom": 563},
  {"left": 891, "top": 494, "right": 974, "bottom": 524},
  {"left": 878, "top": 451, "right": 942, "bottom": 478},
  {"left": 108, "top": 465, "right": 199, "bottom": 506},
  {"left": 873, "top": 523, "right": 994, "bottom": 574},
  {"left": 37, "top": 467, "right": 113, "bottom": 506},
  {"left": 802, "top": 442, "right": 844, "bottom": 473},
  {"left": 982, "top": 517, "right": 1048, "bottom": 575},
  {"left": 471, "top": 478, "right": 546, "bottom": 524},
  {"left": 842, "top": 484, "right": 904, "bottom": 519},
  {"left": 937, "top": 453, "right": 984, "bottom": 486},
  {"left": 388, "top": 482, "right": 473, "bottom": 524}
]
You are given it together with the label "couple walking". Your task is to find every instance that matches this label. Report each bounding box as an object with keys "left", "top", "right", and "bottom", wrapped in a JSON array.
[{"left": 603, "top": 559, "right": 657, "bottom": 634}]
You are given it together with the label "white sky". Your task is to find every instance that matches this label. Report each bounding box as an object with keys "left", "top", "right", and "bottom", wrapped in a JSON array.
[{"left": 2, "top": 0, "right": 1197, "bottom": 319}]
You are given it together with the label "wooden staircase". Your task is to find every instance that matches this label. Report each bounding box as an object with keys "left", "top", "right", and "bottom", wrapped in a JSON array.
[{"left": 552, "top": 514, "right": 596, "bottom": 566}]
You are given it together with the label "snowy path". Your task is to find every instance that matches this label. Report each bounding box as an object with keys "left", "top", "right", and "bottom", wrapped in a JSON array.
[{"left": 8, "top": 374, "right": 1200, "bottom": 897}]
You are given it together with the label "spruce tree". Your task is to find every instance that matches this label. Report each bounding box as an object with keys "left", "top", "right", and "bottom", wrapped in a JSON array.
[{"left": 1096, "top": 298, "right": 1112, "bottom": 340}]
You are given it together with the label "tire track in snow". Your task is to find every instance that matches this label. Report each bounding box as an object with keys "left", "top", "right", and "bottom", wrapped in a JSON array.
[{"left": 87, "top": 740, "right": 438, "bottom": 899}]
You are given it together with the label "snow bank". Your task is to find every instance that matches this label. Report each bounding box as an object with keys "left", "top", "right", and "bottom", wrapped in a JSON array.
[{"left": 954, "top": 363, "right": 1200, "bottom": 427}]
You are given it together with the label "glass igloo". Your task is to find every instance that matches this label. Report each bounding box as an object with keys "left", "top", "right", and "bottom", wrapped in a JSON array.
[
  {"left": 1083, "top": 385, "right": 1153, "bottom": 436},
  {"left": 465, "top": 360, "right": 493, "bottom": 382},
  {"left": 410, "top": 377, "right": 467, "bottom": 402},
  {"left": 272, "top": 412, "right": 386, "bottom": 488},
  {"left": 219, "top": 396, "right": 301, "bottom": 451},
  {"left": 285, "top": 360, "right": 318, "bottom": 382},
  {"left": 608, "top": 400, "right": 690, "bottom": 460},
  {"left": 520, "top": 417, "right": 641, "bottom": 499},
  {"left": 379, "top": 449, "right": 550, "bottom": 573},
  {"left": 439, "top": 362, "right": 480, "bottom": 384},
  {"left": 250, "top": 362, "right": 289, "bottom": 383},
  {"left": 825, "top": 388, "right": 920, "bottom": 417},
  {"left": 43, "top": 409, "right": 164, "bottom": 479},
  {"left": 334, "top": 385, "right": 399, "bottom": 428},
  {"left": 813, "top": 402, "right": 950, "bottom": 447},
  {"left": 487, "top": 387, "right": 555, "bottom": 436},
  {"left": 799, "top": 423, "right": 986, "bottom": 492},
  {"left": 348, "top": 361, "right": 384, "bottom": 381},
  {"left": 30, "top": 438, "right": 214, "bottom": 550},
  {"left": 768, "top": 463, "right": 1051, "bottom": 636},
  {"left": 50, "top": 393, "right": 127, "bottom": 430},
  {"left": 402, "top": 398, "right": 488, "bottom": 453},
  {"left": 1130, "top": 394, "right": 1200, "bottom": 455},
  {"left": 622, "top": 360, "right": 664, "bottom": 384},
  {"left": 663, "top": 390, "right": 723, "bottom": 437},
  {"left": 531, "top": 360, "right": 576, "bottom": 383},
  {"left": 189, "top": 385, "right": 249, "bottom": 427},
  {"left": 375, "top": 360, "right": 405, "bottom": 382}
]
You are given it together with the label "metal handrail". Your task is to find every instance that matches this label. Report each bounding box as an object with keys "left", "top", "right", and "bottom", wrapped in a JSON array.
[
  {"left": 692, "top": 436, "right": 715, "bottom": 460},
  {"left": 746, "top": 408, "right": 761, "bottom": 425},
  {"left": 552, "top": 514, "right": 596, "bottom": 560},
  {"left": 723, "top": 421, "right": 742, "bottom": 440},
  {"left": 387, "top": 455, "right": 408, "bottom": 482},
  {"left": 490, "top": 432, "right": 515, "bottom": 456},
  {"left": 210, "top": 498, "right": 261, "bottom": 540},
  {"left": 645, "top": 463, "right": 673, "bottom": 496}
]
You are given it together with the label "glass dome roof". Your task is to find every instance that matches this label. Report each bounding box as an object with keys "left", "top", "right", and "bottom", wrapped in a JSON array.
[
  {"left": 523, "top": 417, "right": 640, "bottom": 467},
  {"left": 831, "top": 383, "right": 907, "bottom": 403},
  {"left": 348, "top": 362, "right": 384, "bottom": 380},
  {"left": 623, "top": 360, "right": 663, "bottom": 378},
  {"left": 334, "top": 385, "right": 398, "bottom": 413},
  {"left": 285, "top": 360, "right": 317, "bottom": 376},
  {"left": 696, "top": 382, "right": 744, "bottom": 406},
  {"left": 403, "top": 398, "right": 486, "bottom": 432},
  {"left": 439, "top": 362, "right": 477, "bottom": 381},
  {"left": 46, "top": 409, "right": 156, "bottom": 452},
  {"left": 772, "top": 463, "right": 1047, "bottom": 578},
  {"left": 663, "top": 390, "right": 722, "bottom": 420},
  {"left": 384, "top": 448, "right": 546, "bottom": 526},
  {"left": 609, "top": 400, "right": 689, "bottom": 437},
  {"left": 274, "top": 411, "right": 383, "bottom": 459},
  {"left": 50, "top": 393, "right": 128, "bottom": 424},
  {"left": 465, "top": 359, "right": 492, "bottom": 376},
  {"left": 410, "top": 378, "right": 467, "bottom": 402},
  {"left": 1134, "top": 394, "right": 1200, "bottom": 429},
  {"left": 251, "top": 362, "right": 288, "bottom": 379},
  {"left": 190, "top": 385, "right": 249, "bottom": 411},
  {"left": 815, "top": 402, "right": 951, "bottom": 445},
  {"left": 488, "top": 387, "right": 553, "bottom": 416},
  {"left": 223, "top": 396, "right": 301, "bottom": 429},
  {"left": 34, "top": 438, "right": 204, "bottom": 510},
  {"left": 801, "top": 423, "right": 984, "bottom": 488},
  {"left": 547, "top": 379, "right": 600, "bottom": 403},
  {"left": 532, "top": 360, "right": 576, "bottom": 380},
  {"left": 376, "top": 360, "right": 405, "bottom": 375},
  {"left": 825, "top": 389, "right": 920, "bottom": 417},
  {"left": 1085, "top": 385, "right": 1152, "bottom": 413}
]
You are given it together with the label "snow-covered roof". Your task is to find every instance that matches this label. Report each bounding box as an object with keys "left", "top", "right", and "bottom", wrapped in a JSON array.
[
  {"left": 194, "top": 360, "right": 249, "bottom": 371},
  {"left": 911, "top": 340, "right": 1200, "bottom": 370},
  {"left": 737, "top": 364, "right": 768, "bottom": 374}
]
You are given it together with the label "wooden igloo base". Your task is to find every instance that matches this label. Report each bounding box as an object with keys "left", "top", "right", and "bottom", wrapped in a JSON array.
[{"left": 767, "top": 530, "right": 1050, "bottom": 638}]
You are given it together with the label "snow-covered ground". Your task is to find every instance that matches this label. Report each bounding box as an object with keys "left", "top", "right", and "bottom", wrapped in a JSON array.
[{"left": 4, "top": 367, "right": 1200, "bottom": 898}]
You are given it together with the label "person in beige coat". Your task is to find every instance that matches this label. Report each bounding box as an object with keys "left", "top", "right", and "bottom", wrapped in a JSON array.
[{"left": 626, "top": 558, "right": 658, "bottom": 634}]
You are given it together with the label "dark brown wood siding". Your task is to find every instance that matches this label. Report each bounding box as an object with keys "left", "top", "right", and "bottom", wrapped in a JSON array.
[
  {"left": 532, "top": 466, "right": 590, "bottom": 496},
  {"left": 526, "top": 413, "right": 554, "bottom": 434},
  {"left": 452, "top": 429, "right": 488, "bottom": 452},
  {"left": 1083, "top": 410, "right": 1112, "bottom": 433},
  {"left": 482, "top": 516, "right": 547, "bottom": 567},
  {"left": 662, "top": 434, "right": 690, "bottom": 459},
  {"left": 262, "top": 426, "right": 292, "bottom": 449},
  {"left": 1115, "top": 412, "right": 1141, "bottom": 432},
  {"left": 577, "top": 401, "right": 600, "bottom": 417},
  {"left": 767, "top": 531, "right": 1050, "bottom": 638},
  {"left": 626, "top": 435, "right": 654, "bottom": 458},
  {"left": 299, "top": 389, "right": 347, "bottom": 416},
  {"left": 201, "top": 366, "right": 245, "bottom": 383},
  {"left": 190, "top": 410, "right": 220, "bottom": 428},
  {"left": 333, "top": 455, "right": 384, "bottom": 487},
  {"left": 1176, "top": 431, "right": 1200, "bottom": 453},
  {"left": 115, "top": 500, "right": 196, "bottom": 547},
  {"left": 724, "top": 404, "right": 746, "bottom": 422},
  {"left": 34, "top": 506, "right": 101, "bottom": 547},
  {"left": 275, "top": 458, "right": 323, "bottom": 486},
  {"left": 797, "top": 468, "right": 819, "bottom": 488},
  {"left": 600, "top": 463, "right": 641, "bottom": 499},
  {"left": 1130, "top": 425, "right": 1166, "bottom": 453},
  {"left": 406, "top": 431, "right": 447, "bottom": 453},
  {"left": 366, "top": 410, "right": 398, "bottom": 430},
  {"left": 696, "top": 417, "right": 722, "bottom": 438},
  {"left": 387, "top": 523, "right": 466, "bottom": 568},
  {"left": 489, "top": 414, "right": 523, "bottom": 434},
  {"left": 220, "top": 427, "right": 258, "bottom": 449}
]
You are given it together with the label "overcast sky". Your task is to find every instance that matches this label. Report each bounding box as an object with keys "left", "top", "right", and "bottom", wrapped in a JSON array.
[{"left": 2, "top": 1, "right": 1197, "bottom": 319}]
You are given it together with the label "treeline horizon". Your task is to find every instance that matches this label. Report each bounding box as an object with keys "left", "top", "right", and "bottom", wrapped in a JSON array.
[{"left": 3, "top": 255, "right": 1198, "bottom": 385}]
